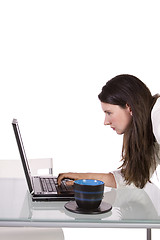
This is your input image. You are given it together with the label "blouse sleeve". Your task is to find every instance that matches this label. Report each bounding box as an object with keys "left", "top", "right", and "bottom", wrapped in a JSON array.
[
  {"left": 151, "top": 97, "right": 160, "bottom": 144},
  {"left": 111, "top": 170, "right": 136, "bottom": 189}
]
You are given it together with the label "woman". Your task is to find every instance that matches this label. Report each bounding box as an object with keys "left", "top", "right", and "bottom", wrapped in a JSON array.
[{"left": 58, "top": 74, "right": 160, "bottom": 189}]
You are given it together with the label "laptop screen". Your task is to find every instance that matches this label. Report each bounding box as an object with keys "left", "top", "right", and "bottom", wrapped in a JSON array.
[{"left": 12, "top": 119, "right": 33, "bottom": 193}]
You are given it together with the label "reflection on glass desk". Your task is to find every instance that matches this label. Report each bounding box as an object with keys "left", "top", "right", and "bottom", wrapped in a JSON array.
[{"left": 0, "top": 178, "right": 160, "bottom": 229}]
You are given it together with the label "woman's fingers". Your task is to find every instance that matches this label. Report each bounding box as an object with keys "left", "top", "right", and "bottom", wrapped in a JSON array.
[{"left": 57, "top": 172, "right": 76, "bottom": 185}]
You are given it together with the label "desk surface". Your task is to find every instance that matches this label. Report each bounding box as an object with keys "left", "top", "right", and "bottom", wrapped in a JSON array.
[{"left": 0, "top": 178, "right": 160, "bottom": 228}]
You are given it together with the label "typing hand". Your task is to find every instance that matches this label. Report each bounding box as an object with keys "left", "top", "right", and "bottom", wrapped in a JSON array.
[{"left": 57, "top": 172, "right": 81, "bottom": 186}]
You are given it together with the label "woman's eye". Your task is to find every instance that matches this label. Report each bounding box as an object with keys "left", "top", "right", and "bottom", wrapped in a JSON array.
[{"left": 106, "top": 112, "right": 111, "bottom": 115}]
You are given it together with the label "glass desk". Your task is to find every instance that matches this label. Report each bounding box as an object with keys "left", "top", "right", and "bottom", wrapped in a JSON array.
[{"left": 0, "top": 178, "right": 160, "bottom": 239}]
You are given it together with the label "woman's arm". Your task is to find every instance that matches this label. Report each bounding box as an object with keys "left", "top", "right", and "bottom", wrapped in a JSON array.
[{"left": 57, "top": 172, "right": 117, "bottom": 188}]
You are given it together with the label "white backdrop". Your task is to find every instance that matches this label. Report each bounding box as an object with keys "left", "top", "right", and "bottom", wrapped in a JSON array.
[{"left": 0, "top": 1, "right": 160, "bottom": 239}]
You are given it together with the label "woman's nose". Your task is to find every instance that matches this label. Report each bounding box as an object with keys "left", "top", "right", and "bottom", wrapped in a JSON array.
[{"left": 104, "top": 116, "right": 110, "bottom": 125}]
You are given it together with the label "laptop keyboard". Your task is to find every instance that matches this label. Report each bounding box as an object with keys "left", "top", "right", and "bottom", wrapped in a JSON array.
[{"left": 40, "top": 177, "right": 72, "bottom": 193}]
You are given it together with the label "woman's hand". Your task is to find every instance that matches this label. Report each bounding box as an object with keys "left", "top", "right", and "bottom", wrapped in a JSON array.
[{"left": 57, "top": 172, "right": 87, "bottom": 186}]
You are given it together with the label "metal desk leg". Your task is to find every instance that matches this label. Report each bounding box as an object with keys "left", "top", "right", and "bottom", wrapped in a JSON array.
[{"left": 147, "top": 229, "right": 151, "bottom": 240}]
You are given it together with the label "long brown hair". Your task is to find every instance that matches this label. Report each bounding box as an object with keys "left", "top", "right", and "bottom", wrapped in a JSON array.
[{"left": 98, "top": 74, "right": 159, "bottom": 188}]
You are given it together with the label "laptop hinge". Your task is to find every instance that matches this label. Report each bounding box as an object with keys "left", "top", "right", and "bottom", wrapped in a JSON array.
[{"left": 31, "top": 190, "right": 34, "bottom": 195}]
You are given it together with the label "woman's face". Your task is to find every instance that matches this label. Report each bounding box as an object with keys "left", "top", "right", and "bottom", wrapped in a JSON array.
[{"left": 101, "top": 102, "right": 132, "bottom": 135}]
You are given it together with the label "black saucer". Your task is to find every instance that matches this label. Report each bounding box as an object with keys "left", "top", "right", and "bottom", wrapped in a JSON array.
[{"left": 64, "top": 201, "right": 112, "bottom": 214}]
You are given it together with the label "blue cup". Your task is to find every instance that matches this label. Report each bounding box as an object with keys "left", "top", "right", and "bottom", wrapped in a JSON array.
[{"left": 74, "top": 179, "right": 104, "bottom": 210}]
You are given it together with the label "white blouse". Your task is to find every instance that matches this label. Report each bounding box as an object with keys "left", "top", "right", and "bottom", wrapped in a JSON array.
[{"left": 112, "top": 97, "right": 160, "bottom": 188}]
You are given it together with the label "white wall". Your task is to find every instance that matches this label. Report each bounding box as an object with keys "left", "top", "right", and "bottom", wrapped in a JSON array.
[{"left": 0, "top": 0, "right": 160, "bottom": 238}]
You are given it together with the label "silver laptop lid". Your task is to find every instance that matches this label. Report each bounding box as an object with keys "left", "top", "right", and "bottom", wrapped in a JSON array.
[{"left": 12, "top": 119, "right": 33, "bottom": 194}]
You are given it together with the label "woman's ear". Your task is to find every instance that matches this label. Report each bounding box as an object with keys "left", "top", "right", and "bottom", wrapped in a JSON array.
[{"left": 126, "top": 104, "right": 133, "bottom": 116}]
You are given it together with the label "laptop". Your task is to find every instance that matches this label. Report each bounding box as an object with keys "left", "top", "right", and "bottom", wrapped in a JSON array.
[{"left": 12, "top": 119, "right": 74, "bottom": 201}]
